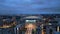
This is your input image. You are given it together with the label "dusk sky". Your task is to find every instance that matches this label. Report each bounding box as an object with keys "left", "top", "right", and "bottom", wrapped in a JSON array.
[{"left": 0, "top": 0, "right": 60, "bottom": 15}]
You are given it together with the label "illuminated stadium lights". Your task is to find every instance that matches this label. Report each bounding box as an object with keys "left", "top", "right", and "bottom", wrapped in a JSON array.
[{"left": 26, "top": 20, "right": 36, "bottom": 23}]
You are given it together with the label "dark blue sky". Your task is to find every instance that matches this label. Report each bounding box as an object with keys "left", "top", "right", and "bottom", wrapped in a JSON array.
[{"left": 0, "top": 0, "right": 60, "bottom": 15}]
